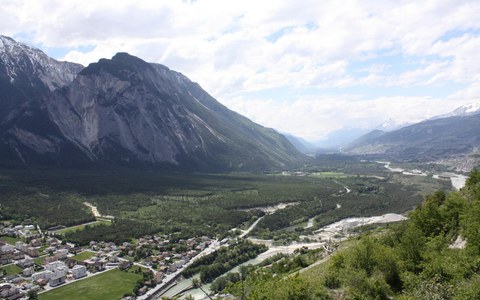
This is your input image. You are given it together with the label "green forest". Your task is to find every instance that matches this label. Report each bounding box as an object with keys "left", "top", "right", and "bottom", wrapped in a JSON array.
[
  {"left": 182, "top": 240, "right": 267, "bottom": 283},
  {"left": 219, "top": 169, "right": 480, "bottom": 299},
  {"left": 0, "top": 163, "right": 447, "bottom": 244}
]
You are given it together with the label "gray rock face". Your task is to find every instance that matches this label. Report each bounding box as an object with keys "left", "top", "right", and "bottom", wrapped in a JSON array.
[
  {"left": 48, "top": 55, "right": 204, "bottom": 165},
  {"left": 0, "top": 36, "right": 87, "bottom": 166},
  {"left": 0, "top": 38, "right": 306, "bottom": 171}
]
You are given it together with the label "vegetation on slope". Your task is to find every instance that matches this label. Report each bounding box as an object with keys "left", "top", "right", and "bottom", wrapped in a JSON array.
[
  {"left": 346, "top": 114, "right": 480, "bottom": 161},
  {"left": 222, "top": 169, "right": 480, "bottom": 299}
]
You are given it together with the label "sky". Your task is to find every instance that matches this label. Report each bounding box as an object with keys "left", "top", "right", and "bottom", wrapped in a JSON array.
[{"left": 2, "top": 0, "right": 480, "bottom": 142}]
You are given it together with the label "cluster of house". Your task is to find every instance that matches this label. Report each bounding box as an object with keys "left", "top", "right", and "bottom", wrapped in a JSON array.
[
  {"left": 0, "top": 224, "right": 42, "bottom": 267},
  {"left": 122, "top": 236, "right": 212, "bottom": 273},
  {"left": 0, "top": 222, "right": 96, "bottom": 300},
  {"left": 0, "top": 285, "right": 23, "bottom": 300},
  {"left": 31, "top": 261, "right": 87, "bottom": 287},
  {"left": 0, "top": 240, "right": 41, "bottom": 267},
  {"left": 1, "top": 221, "right": 216, "bottom": 299},
  {"left": 2, "top": 225, "right": 38, "bottom": 240},
  {"left": 0, "top": 260, "right": 88, "bottom": 300}
]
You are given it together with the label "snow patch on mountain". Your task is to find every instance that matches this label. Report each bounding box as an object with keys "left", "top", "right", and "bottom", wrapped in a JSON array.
[
  {"left": 0, "top": 35, "right": 83, "bottom": 90},
  {"left": 374, "top": 118, "right": 410, "bottom": 131},
  {"left": 431, "top": 102, "right": 480, "bottom": 120},
  {"left": 450, "top": 102, "right": 480, "bottom": 115}
]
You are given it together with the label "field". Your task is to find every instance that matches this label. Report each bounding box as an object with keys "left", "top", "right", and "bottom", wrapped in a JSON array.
[
  {"left": 53, "top": 220, "right": 111, "bottom": 235},
  {"left": 0, "top": 236, "right": 23, "bottom": 245},
  {"left": 38, "top": 269, "right": 142, "bottom": 300},
  {"left": 71, "top": 251, "right": 95, "bottom": 262},
  {"left": 34, "top": 256, "right": 46, "bottom": 265},
  {"left": 0, "top": 264, "right": 22, "bottom": 275}
]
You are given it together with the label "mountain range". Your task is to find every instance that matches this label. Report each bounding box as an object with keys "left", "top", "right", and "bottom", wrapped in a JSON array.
[
  {"left": 0, "top": 36, "right": 306, "bottom": 171},
  {"left": 344, "top": 105, "right": 480, "bottom": 161},
  {"left": 310, "top": 118, "right": 409, "bottom": 151},
  {"left": 430, "top": 102, "right": 480, "bottom": 120}
]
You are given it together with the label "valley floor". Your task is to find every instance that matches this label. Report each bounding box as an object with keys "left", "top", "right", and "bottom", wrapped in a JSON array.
[{"left": 0, "top": 159, "right": 463, "bottom": 299}]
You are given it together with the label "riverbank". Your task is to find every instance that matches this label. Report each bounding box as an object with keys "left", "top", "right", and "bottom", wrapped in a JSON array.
[{"left": 376, "top": 161, "right": 467, "bottom": 190}]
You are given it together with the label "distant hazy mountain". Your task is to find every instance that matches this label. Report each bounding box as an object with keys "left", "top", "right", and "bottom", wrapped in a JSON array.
[
  {"left": 345, "top": 113, "right": 480, "bottom": 161},
  {"left": 313, "top": 119, "right": 407, "bottom": 150},
  {"left": 374, "top": 118, "right": 409, "bottom": 132},
  {"left": 0, "top": 36, "right": 306, "bottom": 171},
  {"left": 430, "top": 102, "right": 480, "bottom": 120},
  {"left": 283, "top": 133, "right": 315, "bottom": 153},
  {"left": 314, "top": 127, "right": 371, "bottom": 149}
]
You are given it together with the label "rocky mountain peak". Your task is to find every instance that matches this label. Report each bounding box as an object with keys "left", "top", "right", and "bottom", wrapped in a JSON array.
[
  {"left": 80, "top": 52, "right": 154, "bottom": 78},
  {"left": 0, "top": 35, "right": 83, "bottom": 91},
  {"left": 429, "top": 102, "right": 480, "bottom": 121},
  {"left": 0, "top": 36, "right": 306, "bottom": 171},
  {"left": 449, "top": 102, "right": 480, "bottom": 116}
]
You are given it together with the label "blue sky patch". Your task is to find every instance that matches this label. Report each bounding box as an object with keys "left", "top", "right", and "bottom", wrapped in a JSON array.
[{"left": 438, "top": 28, "right": 480, "bottom": 42}]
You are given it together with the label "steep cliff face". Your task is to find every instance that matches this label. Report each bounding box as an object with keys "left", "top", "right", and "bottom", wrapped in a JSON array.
[
  {"left": 48, "top": 53, "right": 208, "bottom": 167},
  {"left": 0, "top": 37, "right": 306, "bottom": 171},
  {"left": 48, "top": 53, "right": 304, "bottom": 170},
  {"left": 0, "top": 36, "right": 89, "bottom": 166}
]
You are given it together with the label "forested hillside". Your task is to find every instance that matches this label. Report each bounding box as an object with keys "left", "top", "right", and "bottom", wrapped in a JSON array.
[{"left": 222, "top": 169, "right": 480, "bottom": 299}]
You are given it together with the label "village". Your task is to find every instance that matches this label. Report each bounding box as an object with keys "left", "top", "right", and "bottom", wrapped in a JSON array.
[{"left": 0, "top": 221, "right": 216, "bottom": 300}]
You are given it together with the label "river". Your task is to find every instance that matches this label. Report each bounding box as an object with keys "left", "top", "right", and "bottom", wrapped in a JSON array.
[
  {"left": 441, "top": 172, "right": 468, "bottom": 190},
  {"left": 172, "top": 241, "right": 326, "bottom": 300},
  {"left": 312, "top": 213, "right": 406, "bottom": 240},
  {"left": 166, "top": 162, "right": 467, "bottom": 299},
  {"left": 376, "top": 161, "right": 467, "bottom": 190},
  {"left": 168, "top": 211, "right": 404, "bottom": 299}
]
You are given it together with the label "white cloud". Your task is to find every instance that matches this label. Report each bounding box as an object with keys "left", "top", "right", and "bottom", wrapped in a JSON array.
[{"left": 2, "top": 0, "right": 480, "bottom": 140}]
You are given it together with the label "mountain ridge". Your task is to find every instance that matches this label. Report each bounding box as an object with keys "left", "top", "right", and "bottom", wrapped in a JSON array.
[
  {"left": 430, "top": 102, "right": 480, "bottom": 120},
  {"left": 0, "top": 36, "right": 306, "bottom": 171},
  {"left": 345, "top": 113, "right": 480, "bottom": 161}
]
